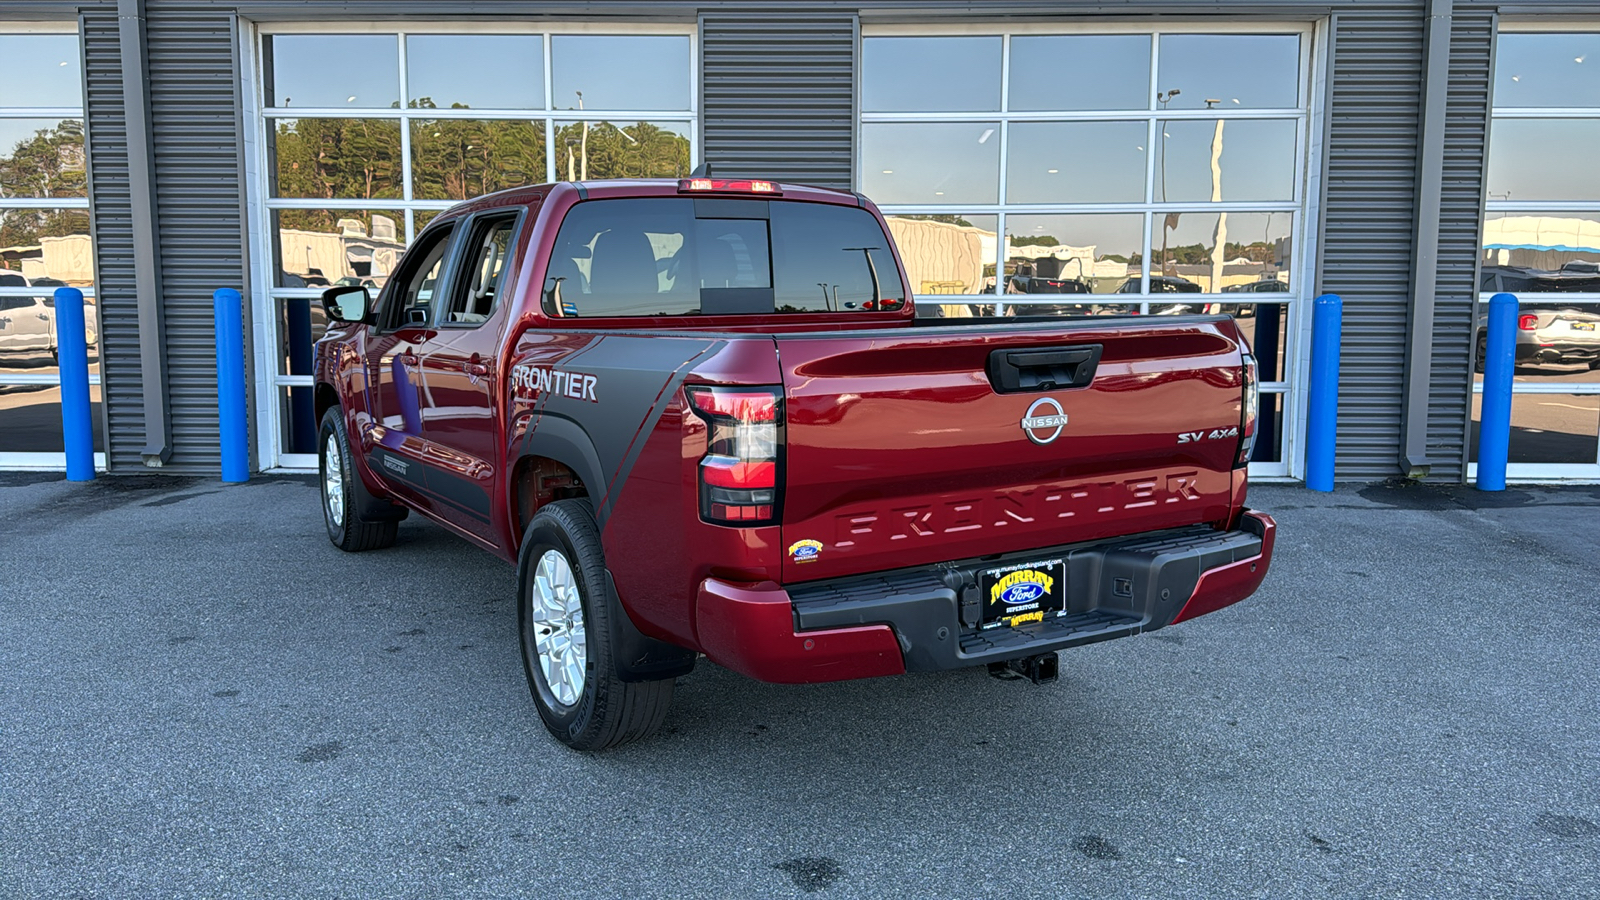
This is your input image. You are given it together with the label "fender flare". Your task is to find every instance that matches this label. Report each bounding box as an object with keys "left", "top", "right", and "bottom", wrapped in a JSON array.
[{"left": 515, "top": 418, "right": 697, "bottom": 683}]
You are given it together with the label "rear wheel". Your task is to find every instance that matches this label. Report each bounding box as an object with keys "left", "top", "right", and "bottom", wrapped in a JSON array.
[
  {"left": 318, "top": 408, "right": 398, "bottom": 552},
  {"left": 518, "top": 499, "right": 673, "bottom": 750}
]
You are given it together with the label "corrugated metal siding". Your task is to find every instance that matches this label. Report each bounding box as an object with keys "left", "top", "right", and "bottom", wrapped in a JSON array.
[
  {"left": 144, "top": 2, "right": 245, "bottom": 473},
  {"left": 1428, "top": 10, "right": 1493, "bottom": 482},
  {"left": 701, "top": 10, "right": 855, "bottom": 188},
  {"left": 1317, "top": 8, "right": 1426, "bottom": 480},
  {"left": 81, "top": 7, "right": 145, "bottom": 471}
]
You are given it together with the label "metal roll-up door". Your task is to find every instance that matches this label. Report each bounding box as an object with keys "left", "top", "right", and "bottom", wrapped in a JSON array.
[
  {"left": 144, "top": 2, "right": 246, "bottom": 474},
  {"left": 700, "top": 10, "right": 856, "bottom": 189},
  {"left": 1318, "top": 12, "right": 1427, "bottom": 480},
  {"left": 81, "top": 8, "right": 144, "bottom": 472},
  {"left": 1430, "top": 11, "right": 1495, "bottom": 481}
]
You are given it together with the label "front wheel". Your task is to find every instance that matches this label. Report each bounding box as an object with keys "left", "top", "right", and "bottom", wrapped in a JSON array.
[
  {"left": 318, "top": 408, "right": 399, "bottom": 552},
  {"left": 518, "top": 499, "right": 673, "bottom": 750}
]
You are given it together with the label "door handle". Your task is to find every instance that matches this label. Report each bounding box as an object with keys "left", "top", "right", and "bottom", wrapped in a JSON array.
[
  {"left": 464, "top": 362, "right": 489, "bottom": 377},
  {"left": 397, "top": 352, "right": 419, "bottom": 366}
]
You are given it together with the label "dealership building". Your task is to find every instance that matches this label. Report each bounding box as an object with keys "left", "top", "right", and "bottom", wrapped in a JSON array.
[{"left": 1, "top": 0, "right": 1597, "bottom": 482}]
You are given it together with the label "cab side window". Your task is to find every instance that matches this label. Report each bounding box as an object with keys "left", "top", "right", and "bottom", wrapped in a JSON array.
[
  {"left": 445, "top": 214, "right": 518, "bottom": 326},
  {"left": 385, "top": 224, "right": 455, "bottom": 329}
]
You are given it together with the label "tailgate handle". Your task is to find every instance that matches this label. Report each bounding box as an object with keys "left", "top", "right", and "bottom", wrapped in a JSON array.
[{"left": 987, "top": 345, "right": 1103, "bottom": 393}]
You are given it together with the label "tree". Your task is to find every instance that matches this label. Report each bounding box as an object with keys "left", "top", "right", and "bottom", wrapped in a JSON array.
[{"left": 0, "top": 119, "right": 87, "bottom": 202}]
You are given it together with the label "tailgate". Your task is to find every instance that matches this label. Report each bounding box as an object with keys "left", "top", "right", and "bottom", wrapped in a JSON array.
[{"left": 777, "top": 318, "right": 1247, "bottom": 583}]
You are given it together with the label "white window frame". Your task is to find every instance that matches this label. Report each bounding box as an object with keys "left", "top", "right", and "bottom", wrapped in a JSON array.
[
  {"left": 858, "top": 20, "right": 1327, "bottom": 481},
  {"left": 1468, "top": 20, "right": 1600, "bottom": 484},
  {"left": 0, "top": 21, "right": 106, "bottom": 471},
  {"left": 240, "top": 20, "right": 699, "bottom": 471}
]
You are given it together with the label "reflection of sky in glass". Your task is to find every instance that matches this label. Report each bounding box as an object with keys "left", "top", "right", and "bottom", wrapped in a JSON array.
[
  {"left": 267, "top": 35, "right": 399, "bottom": 108},
  {"left": 1009, "top": 36, "right": 1150, "bottom": 111},
  {"left": 550, "top": 36, "right": 691, "bottom": 111},
  {"left": 861, "top": 123, "right": 999, "bottom": 204},
  {"left": 1494, "top": 34, "right": 1600, "bottom": 108},
  {"left": 1157, "top": 35, "right": 1300, "bottom": 109},
  {"left": 407, "top": 36, "right": 544, "bottom": 109},
  {"left": 0, "top": 36, "right": 82, "bottom": 108},
  {"left": 1488, "top": 120, "right": 1600, "bottom": 202},
  {"left": 1005, "top": 214, "right": 1143, "bottom": 257},
  {"left": 862, "top": 37, "right": 1001, "bottom": 112},
  {"left": 1156, "top": 119, "right": 1296, "bottom": 202},
  {"left": 1007, "top": 122, "right": 1147, "bottom": 203}
]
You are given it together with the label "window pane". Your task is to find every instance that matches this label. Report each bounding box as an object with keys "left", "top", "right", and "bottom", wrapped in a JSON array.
[
  {"left": 388, "top": 225, "right": 455, "bottom": 327},
  {"left": 1004, "top": 214, "right": 1143, "bottom": 295},
  {"left": 0, "top": 208, "right": 93, "bottom": 289},
  {"left": 1155, "top": 118, "right": 1297, "bottom": 202},
  {"left": 0, "top": 119, "right": 85, "bottom": 199},
  {"left": 410, "top": 119, "right": 546, "bottom": 200},
  {"left": 406, "top": 35, "right": 544, "bottom": 110},
  {"left": 1231, "top": 303, "right": 1290, "bottom": 383},
  {"left": 278, "top": 297, "right": 329, "bottom": 378},
  {"left": 771, "top": 202, "right": 903, "bottom": 312},
  {"left": 268, "top": 118, "right": 402, "bottom": 199},
  {"left": 264, "top": 35, "right": 399, "bottom": 109},
  {"left": 414, "top": 208, "right": 447, "bottom": 234},
  {"left": 1494, "top": 34, "right": 1600, "bottom": 109},
  {"left": 552, "top": 121, "right": 690, "bottom": 180},
  {"left": 1006, "top": 121, "right": 1148, "bottom": 203},
  {"left": 446, "top": 218, "right": 519, "bottom": 324},
  {"left": 1251, "top": 392, "right": 1285, "bottom": 463},
  {"left": 860, "top": 122, "right": 1000, "bottom": 205},
  {"left": 550, "top": 36, "right": 690, "bottom": 112},
  {"left": 885, "top": 215, "right": 997, "bottom": 295},
  {"left": 272, "top": 209, "right": 403, "bottom": 289},
  {"left": 1481, "top": 213, "right": 1600, "bottom": 292},
  {"left": 1156, "top": 35, "right": 1301, "bottom": 110},
  {"left": 278, "top": 385, "right": 319, "bottom": 455},
  {"left": 1487, "top": 119, "right": 1600, "bottom": 202},
  {"left": 0, "top": 383, "right": 102, "bottom": 453},
  {"left": 0, "top": 35, "right": 82, "bottom": 108},
  {"left": 1152, "top": 211, "right": 1293, "bottom": 293},
  {"left": 861, "top": 37, "right": 1001, "bottom": 112},
  {"left": 1009, "top": 35, "right": 1150, "bottom": 112},
  {"left": 1471, "top": 392, "right": 1599, "bottom": 464}
]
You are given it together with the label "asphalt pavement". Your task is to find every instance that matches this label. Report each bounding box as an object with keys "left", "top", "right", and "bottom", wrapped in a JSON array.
[{"left": 2, "top": 474, "right": 1598, "bottom": 899}]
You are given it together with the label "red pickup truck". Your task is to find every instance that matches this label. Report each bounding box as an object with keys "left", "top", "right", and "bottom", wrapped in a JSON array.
[{"left": 313, "top": 176, "right": 1276, "bottom": 750}]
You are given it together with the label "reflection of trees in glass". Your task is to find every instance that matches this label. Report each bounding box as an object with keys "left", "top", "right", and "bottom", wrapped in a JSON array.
[
  {"left": 1159, "top": 240, "right": 1277, "bottom": 265},
  {"left": 554, "top": 121, "right": 689, "bottom": 180},
  {"left": 0, "top": 120, "right": 86, "bottom": 201},
  {"left": 901, "top": 213, "right": 977, "bottom": 228},
  {"left": 272, "top": 118, "right": 401, "bottom": 201},
  {"left": 410, "top": 113, "right": 545, "bottom": 200},
  {"left": 0, "top": 208, "right": 88, "bottom": 249}
]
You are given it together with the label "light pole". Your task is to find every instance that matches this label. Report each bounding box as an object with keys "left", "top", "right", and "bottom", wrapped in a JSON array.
[
  {"left": 576, "top": 91, "right": 588, "bottom": 181},
  {"left": 1157, "top": 89, "right": 1180, "bottom": 279}
]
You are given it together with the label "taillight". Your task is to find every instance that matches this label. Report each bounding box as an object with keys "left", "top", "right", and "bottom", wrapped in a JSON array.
[
  {"left": 1518, "top": 314, "right": 1539, "bottom": 331},
  {"left": 1235, "top": 350, "right": 1259, "bottom": 469},
  {"left": 686, "top": 386, "right": 782, "bottom": 526}
]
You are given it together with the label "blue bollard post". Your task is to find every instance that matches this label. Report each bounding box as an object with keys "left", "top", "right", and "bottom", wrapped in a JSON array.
[
  {"left": 213, "top": 288, "right": 249, "bottom": 483},
  {"left": 1477, "top": 292, "right": 1518, "bottom": 491},
  {"left": 54, "top": 287, "right": 95, "bottom": 481},
  {"left": 1305, "top": 293, "right": 1342, "bottom": 492}
]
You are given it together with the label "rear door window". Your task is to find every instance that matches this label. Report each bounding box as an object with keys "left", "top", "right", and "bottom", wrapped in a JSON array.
[{"left": 546, "top": 197, "right": 903, "bottom": 317}]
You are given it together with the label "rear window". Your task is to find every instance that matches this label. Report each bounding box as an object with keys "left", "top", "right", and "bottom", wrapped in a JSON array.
[{"left": 546, "top": 197, "right": 905, "bottom": 317}]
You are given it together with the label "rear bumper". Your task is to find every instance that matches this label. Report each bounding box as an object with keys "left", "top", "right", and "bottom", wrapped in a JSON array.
[{"left": 695, "top": 511, "right": 1275, "bottom": 684}]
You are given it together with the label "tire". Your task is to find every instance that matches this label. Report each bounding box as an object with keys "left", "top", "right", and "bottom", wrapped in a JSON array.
[
  {"left": 518, "top": 498, "right": 673, "bottom": 750},
  {"left": 1474, "top": 333, "right": 1488, "bottom": 375},
  {"left": 318, "top": 407, "right": 399, "bottom": 552}
]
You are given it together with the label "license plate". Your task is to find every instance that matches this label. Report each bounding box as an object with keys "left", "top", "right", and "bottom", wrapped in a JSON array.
[
  {"left": 1571, "top": 321, "right": 1596, "bottom": 332},
  {"left": 979, "top": 558, "right": 1067, "bottom": 630}
]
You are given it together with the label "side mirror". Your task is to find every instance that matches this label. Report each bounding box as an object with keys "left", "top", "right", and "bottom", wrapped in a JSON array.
[{"left": 321, "top": 285, "right": 371, "bottom": 324}]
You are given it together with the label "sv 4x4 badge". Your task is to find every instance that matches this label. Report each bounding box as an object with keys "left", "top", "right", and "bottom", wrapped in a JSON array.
[{"left": 1178, "top": 426, "right": 1239, "bottom": 443}]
